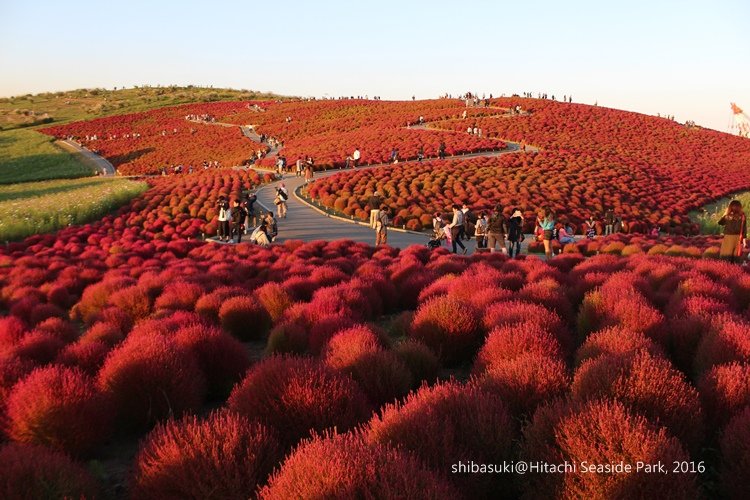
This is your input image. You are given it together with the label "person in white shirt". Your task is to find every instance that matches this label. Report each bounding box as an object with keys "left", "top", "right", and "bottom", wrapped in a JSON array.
[
  {"left": 448, "top": 204, "right": 467, "bottom": 254},
  {"left": 352, "top": 148, "right": 361, "bottom": 167}
]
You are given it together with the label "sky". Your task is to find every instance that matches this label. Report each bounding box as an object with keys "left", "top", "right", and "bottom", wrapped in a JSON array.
[{"left": 1, "top": 0, "right": 748, "bottom": 132}]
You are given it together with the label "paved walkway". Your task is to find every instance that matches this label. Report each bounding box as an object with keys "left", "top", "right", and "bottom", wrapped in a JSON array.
[{"left": 55, "top": 139, "right": 116, "bottom": 176}]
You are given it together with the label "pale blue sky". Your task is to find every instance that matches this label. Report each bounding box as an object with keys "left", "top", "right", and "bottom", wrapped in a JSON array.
[{"left": 1, "top": 0, "right": 748, "bottom": 132}]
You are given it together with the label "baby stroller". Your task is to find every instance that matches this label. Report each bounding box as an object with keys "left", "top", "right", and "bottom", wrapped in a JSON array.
[{"left": 426, "top": 226, "right": 448, "bottom": 250}]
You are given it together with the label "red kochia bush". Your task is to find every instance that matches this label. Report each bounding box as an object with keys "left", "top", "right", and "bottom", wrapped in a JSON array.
[
  {"left": 479, "top": 353, "right": 570, "bottom": 418},
  {"left": 254, "top": 282, "right": 292, "bottom": 323},
  {"left": 693, "top": 318, "right": 750, "bottom": 375},
  {"left": 6, "top": 366, "right": 114, "bottom": 456},
  {"left": 698, "top": 362, "right": 750, "bottom": 429},
  {"left": 483, "top": 300, "right": 565, "bottom": 339},
  {"left": 228, "top": 356, "right": 370, "bottom": 447},
  {"left": 409, "top": 295, "right": 482, "bottom": 366},
  {"left": 130, "top": 411, "right": 282, "bottom": 500},
  {"left": 323, "top": 325, "right": 382, "bottom": 371},
  {"left": 0, "top": 442, "right": 100, "bottom": 499},
  {"left": 219, "top": 296, "right": 272, "bottom": 341},
  {"left": 98, "top": 334, "right": 207, "bottom": 430},
  {"left": 520, "top": 399, "right": 698, "bottom": 499},
  {"left": 571, "top": 352, "right": 704, "bottom": 452},
  {"left": 324, "top": 329, "right": 412, "bottom": 407},
  {"left": 173, "top": 324, "right": 251, "bottom": 399},
  {"left": 154, "top": 281, "right": 204, "bottom": 311},
  {"left": 366, "top": 381, "right": 515, "bottom": 497},
  {"left": 393, "top": 338, "right": 440, "bottom": 385},
  {"left": 575, "top": 326, "right": 664, "bottom": 367},
  {"left": 56, "top": 340, "right": 110, "bottom": 375},
  {"left": 473, "top": 323, "right": 564, "bottom": 375},
  {"left": 260, "top": 433, "right": 460, "bottom": 500},
  {"left": 194, "top": 286, "right": 245, "bottom": 321},
  {"left": 720, "top": 406, "right": 750, "bottom": 499}
]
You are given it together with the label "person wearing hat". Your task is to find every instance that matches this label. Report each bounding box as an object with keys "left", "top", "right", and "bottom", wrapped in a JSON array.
[
  {"left": 507, "top": 208, "right": 524, "bottom": 258},
  {"left": 369, "top": 190, "right": 383, "bottom": 229}
]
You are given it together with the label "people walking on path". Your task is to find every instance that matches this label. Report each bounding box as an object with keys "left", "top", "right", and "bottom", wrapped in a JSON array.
[
  {"left": 230, "top": 199, "right": 248, "bottom": 243},
  {"left": 417, "top": 146, "right": 424, "bottom": 162},
  {"left": 275, "top": 184, "right": 288, "bottom": 218},
  {"left": 538, "top": 207, "right": 556, "bottom": 259},
  {"left": 487, "top": 205, "right": 507, "bottom": 253},
  {"left": 438, "top": 142, "right": 446, "bottom": 159},
  {"left": 448, "top": 204, "right": 467, "bottom": 254},
  {"left": 369, "top": 191, "right": 382, "bottom": 229},
  {"left": 304, "top": 157, "right": 315, "bottom": 184},
  {"left": 475, "top": 212, "right": 488, "bottom": 249},
  {"left": 375, "top": 206, "right": 391, "bottom": 246},
  {"left": 507, "top": 208, "right": 524, "bottom": 258},
  {"left": 718, "top": 200, "right": 747, "bottom": 263},
  {"left": 217, "top": 196, "right": 230, "bottom": 242}
]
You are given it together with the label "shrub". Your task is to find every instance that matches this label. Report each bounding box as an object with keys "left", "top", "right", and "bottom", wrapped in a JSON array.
[
  {"left": 483, "top": 300, "right": 564, "bottom": 339},
  {"left": 359, "top": 352, "right": 413, "bottom": 407},
  {"left": 13, "top": 331, "right": 65, "bottom": 364},
  {"left": 520, "top": 399, "right": 698, "bottom": 499},
  {"left": 698, "top": 362, "right": 750, "bottom": 429},
  {"left": 130, "top": 411, "right": 282, "bottom": 500},
  {"left": 98, "top": 334, "right": 207, "bottom": 430},
  {"left": 571, "top": 352, "right": 704, "bottom": 452},
  {"left": 479, "top": 353, "right": 570, "bottom": 418},
  {"left": 323, "top": 325, "right": 382, "bottom": 371},
  {"left": 0, "top": 316, "right": 26, "bottom": 353},
  {"left": 219, "top": 296, "right": 272, "bottom": 341},
  {"left": 173, "top": 324, "right": 251, "bottom": 399},
  {"left": 228, "top": 356, "right": 370, "bottom": 447},
  {"left": 366, "top": 381, "right": 515, "bottom": 497},
  {"left": 255, "top": 282, "right": 292, "bottom": 323},
  {"left": 259, "top": 433, "right": 459, "bottom": 499},
  {"left": 154, "top": 281, "right": 204, "bottom": 311},
  {"left": 56, "top": 340, "right": 110, "bottom": 375},
  {"left": 0, "top": 442, "right": 100, "bottom": 499},
  {"left": 265, "top": 321, "right": 309, "bottom": 355},
  {"left": 409, "top": 295, "right": 482, "bottom": 366},
  {"left": 394, "top": 339, "right": 440, "bottom": 385},
  {"left": 78, "top": 321, "right": 124, "bottom": 347},
  {"left": 694, "top": 319, "right": 750, "bottom": 375},
  {"left": 720, "top": 406, "right": 750, "bottom": 499},
  {"left": 307, "top": 314, "right": 358, "bottom": 355},
  {"left": 32, "top": 317, "right": 78, "bottom": 343},
  {"left": 574, "top": 326, "right": 664, "bottom": 367},
  {"left": 108, "top": 285, "right": 152, "bottom": 321},
  {"left": 6, "top": 366, "right": 114, "bottom": 456},
  {"left": 195, "top": 286, "right": 245, "bottom": 321},
  {"left": 473, "top": 323, "right": 564, "bottom": 375}
]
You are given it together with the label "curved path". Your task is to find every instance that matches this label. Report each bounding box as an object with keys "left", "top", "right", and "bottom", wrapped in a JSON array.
[
  {"left": 55, "top": 139, "right": 116, "bottom": 176},
  {"left": 79, "top": 110, "right": 546, "bottom": 252}
]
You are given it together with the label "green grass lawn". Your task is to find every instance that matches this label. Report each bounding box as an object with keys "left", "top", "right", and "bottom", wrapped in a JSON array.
[
  {"left": 0, "top": 128, "right": 95, "bottom": 184},
  {"left": 0, "top": 86, "right": 290, "bottom": 184},
  {"left": 0, "top": 177, "right": 149, "bottom": 241},
  {"left": 690, "top": 191, "right": 750, "bottom": 234}
]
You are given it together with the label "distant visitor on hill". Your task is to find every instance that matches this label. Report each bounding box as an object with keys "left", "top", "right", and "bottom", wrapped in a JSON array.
[{"left": 718, "top": 200, "right": 747, "bottom": 263}]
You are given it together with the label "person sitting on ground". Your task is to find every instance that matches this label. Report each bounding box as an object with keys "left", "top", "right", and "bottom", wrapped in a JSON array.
[
  {"left": 265, "top": 211, "right": 278, "bottom": 241},
  {"left": 250, "top": 221, "right": 271, "bottom": 247},
  {"left": 558, "top": 223, "right": 575, "bottom": 244}
]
